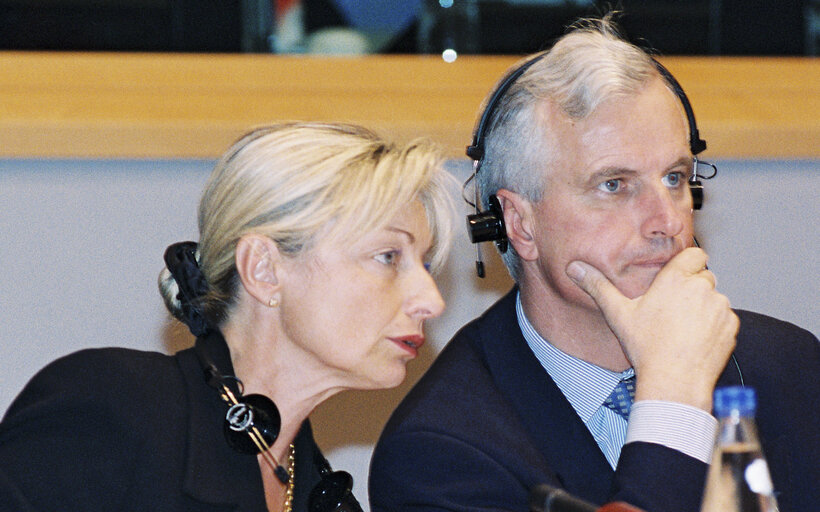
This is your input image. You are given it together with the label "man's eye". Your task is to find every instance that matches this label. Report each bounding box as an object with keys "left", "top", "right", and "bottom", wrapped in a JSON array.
[
  {"left": 598, "top": 179, "right": 622, "bottom": 193},
  {"left": 663, "top": 172, "right": 683, "bottom": 187}
]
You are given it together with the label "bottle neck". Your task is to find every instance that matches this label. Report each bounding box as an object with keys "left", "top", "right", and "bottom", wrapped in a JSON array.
[{"left": 716, "top": 413, "right": 761, "bottom": 448}]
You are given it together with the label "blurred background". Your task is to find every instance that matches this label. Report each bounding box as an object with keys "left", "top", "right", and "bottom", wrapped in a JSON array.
[{"left": 1, "top": 0, "right": 819, "bottom": 56}]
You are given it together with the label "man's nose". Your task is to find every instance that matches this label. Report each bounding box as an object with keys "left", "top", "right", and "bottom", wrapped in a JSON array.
[{"left": 639, "top": 185, "right": 686, "bottom": 239}]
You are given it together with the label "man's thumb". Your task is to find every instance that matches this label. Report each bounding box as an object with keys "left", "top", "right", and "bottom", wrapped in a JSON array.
[{"left": 566, "top": 261, "right": 627, "bottom": 315}]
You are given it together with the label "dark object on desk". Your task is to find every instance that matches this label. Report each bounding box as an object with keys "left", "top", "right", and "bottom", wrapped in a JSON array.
[
  {"left": 531, "top": 484, "right": 597, "bottom": 512},
  {"left": 531, "top": 484, "right": 645, "bottom": 512}
]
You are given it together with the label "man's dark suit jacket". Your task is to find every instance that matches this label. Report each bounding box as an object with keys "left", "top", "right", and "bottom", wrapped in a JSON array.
[
  {"left": 369, "top": 290, "right": 820, "bottom": 512},
  {"left": 0, "top": 331, "right": 324, "bottom": 511}
]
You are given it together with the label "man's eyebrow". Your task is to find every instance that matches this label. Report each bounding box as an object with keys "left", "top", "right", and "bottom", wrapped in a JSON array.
[
  {"left": 584, "top": 167, "right": 638, "bottom": 186},
  {"left": 665, "top": 156, "right": 695, "bottom": 171}
]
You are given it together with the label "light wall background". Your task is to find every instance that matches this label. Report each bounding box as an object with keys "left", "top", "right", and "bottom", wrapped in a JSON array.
[{"left": 1, "top": 157, "right": 817, "bottom": 510}]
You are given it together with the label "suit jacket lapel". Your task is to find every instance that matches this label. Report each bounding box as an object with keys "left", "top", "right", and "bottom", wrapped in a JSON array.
[{"left": 474, "top": 289, "right": 615, "bottom": 504}]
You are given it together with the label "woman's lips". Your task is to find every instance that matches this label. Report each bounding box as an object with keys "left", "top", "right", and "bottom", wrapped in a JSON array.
[{"left": 389, "top": 334, "right": 425, "bottom": 356}]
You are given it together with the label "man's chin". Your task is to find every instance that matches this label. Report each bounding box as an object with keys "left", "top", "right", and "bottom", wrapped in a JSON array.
[{"left": 615, "top": 271, "right": 659, "bottom": 299}]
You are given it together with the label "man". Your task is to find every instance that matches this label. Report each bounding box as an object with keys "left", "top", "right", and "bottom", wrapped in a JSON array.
[{"left": 369, "top": 17, "right": 819, "bottom": 512}]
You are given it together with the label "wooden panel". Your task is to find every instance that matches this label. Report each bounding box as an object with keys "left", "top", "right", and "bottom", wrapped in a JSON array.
[
  {"left": 660, "top": 58, "right": 820, "bottom": 159},
  {"left": 0, "top": 52, "right": 817, "bottom": 158}
]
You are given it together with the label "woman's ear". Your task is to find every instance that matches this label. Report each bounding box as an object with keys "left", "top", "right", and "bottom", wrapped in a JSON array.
[
  {"left": 494, "top": 189, "right": 539, "bottom": 261},
  {"left": 234, "top": 234, "right": 282, "bottom": 306}
]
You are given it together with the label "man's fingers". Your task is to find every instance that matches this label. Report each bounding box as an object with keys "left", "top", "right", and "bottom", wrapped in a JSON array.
[
  {"left": 667, "top": 247, "right": 709, "bottom": 275},
  {"left": 698, "top": 269, "right": 716, "bottom": 288},
  {"left": 656, "top": 248, "right": 716, "bottom": 288},
  {"left": 566, "top": 261, "right": 628, "bottom": 316}
]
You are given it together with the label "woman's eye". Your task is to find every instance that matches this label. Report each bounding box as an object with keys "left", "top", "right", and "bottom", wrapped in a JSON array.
[
  {"left": 375, "top": 250, "right": 399, "bottom": 266},
  {"left": 598, "top": 179, "right": 622, "bottom": 193},
  {"left": 663, "top": 172, "right": 683, "bottom": 188}
]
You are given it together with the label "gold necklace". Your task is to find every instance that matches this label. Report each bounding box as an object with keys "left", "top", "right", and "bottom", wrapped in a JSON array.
[{"left": 282, "top": 444, "right": 295, "bottom": 512}]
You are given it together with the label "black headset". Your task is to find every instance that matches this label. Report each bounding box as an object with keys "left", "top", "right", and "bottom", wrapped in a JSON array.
[
  {"left": 195, "top": 340, "right": 363, "bottom": 512},
  {"left": 465, "top": 52, "right": 716, "bottom": 277}
]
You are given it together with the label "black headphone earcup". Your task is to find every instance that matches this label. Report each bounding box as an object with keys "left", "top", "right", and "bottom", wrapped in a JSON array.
[
  {"left": 308, "top": 470, "right": 362, "bottom": 512},
  {"left": 223, "top": 393, "right": 281, "bottom": 454},
  {"left": 466, "top": 194, "right": 508, "bottom": 253},
  {"left": 487, "top": 195, "right": 508, "bottom": 253}
]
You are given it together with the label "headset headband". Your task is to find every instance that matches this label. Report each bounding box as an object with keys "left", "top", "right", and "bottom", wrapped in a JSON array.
[{"left": 466, "top": 54, "right": 707, "bottom": 165}]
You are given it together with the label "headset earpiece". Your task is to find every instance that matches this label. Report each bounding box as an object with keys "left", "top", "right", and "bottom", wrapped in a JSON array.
[
  {"left": 195, "top": 341, "right": 290, "bottom": 483},
  {"left": 196, "top": 332, "right": 365, "bottom": 509},
  {"left": 690, "top": 178, "right": 704, "bottom": 210},
  {"left": 308, "top": 449, "right": 362, "bottom": 512},
  {"left": 466, "top": 195, "right": 508, "bottom": 253},
  {"left": 309, "top": 470, "right": 358, "bottom": 512},
  {"left": 222, "top": 393, "right": 282, "bottom": 454}
]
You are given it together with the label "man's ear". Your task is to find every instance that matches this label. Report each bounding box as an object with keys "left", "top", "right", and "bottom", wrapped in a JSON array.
[
  {"left": 494, "top": 189, "right": 539, "bottom": 261},
  {"left": 234, "top": 234, "right": 281, "bottom": 306}
]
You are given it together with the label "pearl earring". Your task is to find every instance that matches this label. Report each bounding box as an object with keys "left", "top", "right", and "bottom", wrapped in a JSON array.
[{"left": 269, "top": 297, "right": 279, "bottom": 308}]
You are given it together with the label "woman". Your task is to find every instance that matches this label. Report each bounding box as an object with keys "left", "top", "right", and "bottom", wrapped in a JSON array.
[{"left": 0, "top": 122, "right": 453, "bottom": 511}]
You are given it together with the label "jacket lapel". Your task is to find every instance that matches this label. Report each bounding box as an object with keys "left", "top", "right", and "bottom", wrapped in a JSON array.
[{"left": 474, "top": 289, "right": 615, "bottom": 504}]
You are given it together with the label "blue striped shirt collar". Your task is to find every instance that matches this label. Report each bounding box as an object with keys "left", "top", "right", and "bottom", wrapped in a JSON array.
[{"left": 515, "top": 292, "right": 634, "bottom": 423}]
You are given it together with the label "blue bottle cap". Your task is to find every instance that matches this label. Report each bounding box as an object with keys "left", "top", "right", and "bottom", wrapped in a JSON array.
[{"left": 714, "top": 386, "right": 756, "bottom": 416}]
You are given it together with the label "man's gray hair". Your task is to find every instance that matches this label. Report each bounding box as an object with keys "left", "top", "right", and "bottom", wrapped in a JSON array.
[{"left": 476, "top": 16, "right": 659, "bottom": 282}]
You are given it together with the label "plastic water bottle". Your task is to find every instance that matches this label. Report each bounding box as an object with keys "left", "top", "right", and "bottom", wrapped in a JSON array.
[{"left": 700, "top": 386, "right": 779, "bottom": 512}]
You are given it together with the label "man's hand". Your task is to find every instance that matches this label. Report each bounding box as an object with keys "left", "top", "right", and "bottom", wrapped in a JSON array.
[{"left": 566, "top": 247, "right": 738, "bottom": 411}]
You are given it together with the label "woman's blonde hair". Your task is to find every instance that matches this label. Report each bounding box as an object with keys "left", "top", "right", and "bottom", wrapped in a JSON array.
[{"left": 160, "top": 122, "right": 454, "bottom": 329}]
